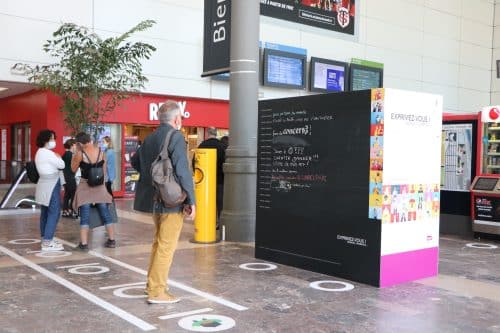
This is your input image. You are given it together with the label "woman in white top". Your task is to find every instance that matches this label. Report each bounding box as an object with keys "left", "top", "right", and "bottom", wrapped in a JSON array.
[{"left": 35, "top": 129, "right": 65, "bottom": 252}]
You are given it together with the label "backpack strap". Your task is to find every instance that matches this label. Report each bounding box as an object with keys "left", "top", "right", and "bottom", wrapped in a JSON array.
[
  {"left": 152, "top": 129, "right": 177, "bottom": 206},
  {"left": 81, "top": 149, "right": 93, "bottom": 165},
  {"left": 82, "top": 148, "right": 102, "bottom": 165},
  {"left": 159, "top": 129, "right": 176, "bottom": 159}
]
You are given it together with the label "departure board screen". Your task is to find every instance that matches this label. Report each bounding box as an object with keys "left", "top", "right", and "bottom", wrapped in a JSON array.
[
  {"left": 263, "top": 48, "right": 306, "bottom": 89},
  {"left": 349, "top": 64, "right": 383, "bottom": 91}
]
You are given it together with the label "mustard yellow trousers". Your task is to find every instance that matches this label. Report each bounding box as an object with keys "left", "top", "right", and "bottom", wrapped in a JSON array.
[{"left": 147, "top": 212, "right": 184, "bottom": 296}]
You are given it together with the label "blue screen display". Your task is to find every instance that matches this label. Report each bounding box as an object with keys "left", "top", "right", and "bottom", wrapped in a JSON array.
[
  {"left": 267, "top": 54, "right": 304, "bottom": 86},
  {"left": 325, "top": 68, "right": 345, "bottom": 92}
]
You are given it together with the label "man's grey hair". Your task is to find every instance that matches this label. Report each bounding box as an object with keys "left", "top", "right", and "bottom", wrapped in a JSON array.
[
  {"left": 158, "top": 100, "right": 182, "bottom": 122},
  {"left": 207, "top": 127, "right": 217, "bottom": 137}
]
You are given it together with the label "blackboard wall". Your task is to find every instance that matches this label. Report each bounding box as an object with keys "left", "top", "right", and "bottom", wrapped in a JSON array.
[{"left": 256, "top": 90, "right": 382, "bottom": 286}]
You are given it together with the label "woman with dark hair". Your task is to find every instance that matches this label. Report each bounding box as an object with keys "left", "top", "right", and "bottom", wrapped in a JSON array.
[
  {"left": 35, "top": 129, "right": 65, "bottom": 252},
  {"left": 62, "top": 138, "right": 77, "bottom": 218},
  {"left": 71, "top": 132, "right": 115, "bottom": 250}
]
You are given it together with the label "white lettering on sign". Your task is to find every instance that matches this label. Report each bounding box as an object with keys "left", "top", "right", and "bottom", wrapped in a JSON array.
[
  {"left": 213, "top": 0, "right": 227, "bottom": 43},
  {"left": 149, "top": 101, "right": 191, "bottom": 121}
]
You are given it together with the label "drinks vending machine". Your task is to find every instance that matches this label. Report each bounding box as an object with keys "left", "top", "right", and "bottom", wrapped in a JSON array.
[{"left": 470, "top": 106, "right": 500, "bottom": 236}]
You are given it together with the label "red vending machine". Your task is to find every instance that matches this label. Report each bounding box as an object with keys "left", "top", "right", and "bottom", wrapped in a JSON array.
[{"left": 470, "top": 106, "right": 500, "bottom": 236}]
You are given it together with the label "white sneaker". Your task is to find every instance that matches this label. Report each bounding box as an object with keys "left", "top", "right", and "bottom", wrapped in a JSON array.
[{"left": 41, "top": 240, "right": 64, "bottom": 252}]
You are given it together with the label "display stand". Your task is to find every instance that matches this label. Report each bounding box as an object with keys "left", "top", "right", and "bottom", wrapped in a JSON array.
[
  {"left": 440, "top": 114, "right": 478, "bottom": 236},
  {"left": 256, "top": 88, "right": 442, "bottom": 287}
]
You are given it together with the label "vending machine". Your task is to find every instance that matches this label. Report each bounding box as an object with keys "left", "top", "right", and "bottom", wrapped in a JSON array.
[{"left": 470, "top": 106, "right": 500, "bottom": 236}]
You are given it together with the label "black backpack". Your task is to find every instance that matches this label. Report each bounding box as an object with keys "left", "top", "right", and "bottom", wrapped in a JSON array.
[
  {"left": 82, "top": 149, "right": 104, "bottom": 187},
  {"left": 25, "top": 161, "right": 39, "bottom": 183}
]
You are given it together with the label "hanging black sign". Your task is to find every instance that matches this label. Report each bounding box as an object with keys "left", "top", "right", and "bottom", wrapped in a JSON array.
[{"left": 202, "top": 0, "right": 231, "bottom": 77}]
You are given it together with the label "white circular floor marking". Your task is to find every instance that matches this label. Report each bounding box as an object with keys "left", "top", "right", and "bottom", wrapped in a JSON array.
[
  {"left": 309, "top": 280, "right": 355, "bottom": 292},
  {"left": 466, "top": 243, "right": 498, "bottom": 249},
  {"left": 113, "top": 286, "right": 147, "bottom": 299},
  {"left": 68, "top": 265, "right": 110, "bottom": 275},
  {"left": 178, "top": 314, "right": 235, "bottom": 332},
  {"left": 239, "top": 262, "right": 277, "bottom": 271},
  {"left": 35, "top": 251, "right": 72, "bottom": 258},
  {"left": 8, "top": 239, "right": 41, "bottom": 244}
]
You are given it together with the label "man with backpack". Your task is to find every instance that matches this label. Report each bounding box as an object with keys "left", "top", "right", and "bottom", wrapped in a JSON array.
[{"left": 131, "top": 100, "right": 195, "bottom": 304}]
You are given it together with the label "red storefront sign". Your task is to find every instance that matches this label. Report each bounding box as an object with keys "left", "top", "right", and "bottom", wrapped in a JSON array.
[{"left": 101, "top": 93, "right": 229, "bottom": 128}]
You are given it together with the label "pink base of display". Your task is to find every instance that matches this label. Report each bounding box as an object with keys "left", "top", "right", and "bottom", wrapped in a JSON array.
[{"left": 380, "top": 247, "right": 438, "bottom": 287}]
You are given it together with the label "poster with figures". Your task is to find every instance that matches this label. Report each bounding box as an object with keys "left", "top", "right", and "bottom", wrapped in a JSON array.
[
  {"left": 368, "top": 89, "right": 384, "bottom": 220},
  {"left": 123, "top": 136, "right": 139, "bottom": 197},
  {"left": 380, "top": 89, "right": 442, "bottom": 257},
  {"left": 441, "top": 124, "right": 473, "bottom": 192}
]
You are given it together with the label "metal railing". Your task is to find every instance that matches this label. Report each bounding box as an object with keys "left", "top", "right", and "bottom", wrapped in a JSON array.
[
  {"left": 0, "top": 168, "right": 29, "bottom": 208},
  {"left": 0, "top": 160, "right": 30, "bottom": 185}
]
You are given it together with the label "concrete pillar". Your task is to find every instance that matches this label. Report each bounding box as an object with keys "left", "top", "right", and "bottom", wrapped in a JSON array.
[{"left": 220, "top": 0, "right": 259, "bottom": 242}]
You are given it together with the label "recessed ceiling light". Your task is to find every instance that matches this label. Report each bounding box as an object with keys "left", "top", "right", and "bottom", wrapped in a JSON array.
[{"left": 0, "top": 87, "right": 8, "bottom": 92}]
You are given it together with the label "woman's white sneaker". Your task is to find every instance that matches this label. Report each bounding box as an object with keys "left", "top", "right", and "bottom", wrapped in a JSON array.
[{"left": 41, "top": 240, "right": 64, "bottom": 252}]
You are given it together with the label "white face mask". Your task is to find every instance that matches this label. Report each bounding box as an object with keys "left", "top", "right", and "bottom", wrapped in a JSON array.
[
  {"left": 47, "top": 140, "right": 56, "bottom": 150},
  {"left": 102, "top": 143, "right": 108, "bottom": 149}
]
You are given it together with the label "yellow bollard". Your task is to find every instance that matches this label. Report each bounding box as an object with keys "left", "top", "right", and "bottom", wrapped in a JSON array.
[{"left": 192, "top": 148, "right": 217, "bottom": 243}]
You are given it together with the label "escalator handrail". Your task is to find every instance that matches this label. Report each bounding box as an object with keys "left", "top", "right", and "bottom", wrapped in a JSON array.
[{"left": 0, "top": 167, "right": 28, "bottom": 209}]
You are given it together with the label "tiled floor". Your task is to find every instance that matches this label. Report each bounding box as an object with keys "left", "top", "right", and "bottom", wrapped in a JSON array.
[{"left": 0, "top": 199, "right": 499, "bottom": 333}]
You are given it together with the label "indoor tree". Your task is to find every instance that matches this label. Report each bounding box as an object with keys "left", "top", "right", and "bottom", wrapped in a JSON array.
[{"left": 12, "top": 20, "right": 157, "bottom": 136}]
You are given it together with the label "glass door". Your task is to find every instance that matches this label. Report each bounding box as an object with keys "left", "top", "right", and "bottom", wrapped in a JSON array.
[{"left": 482, "top": 122, "right": 500, "bottom": 174}]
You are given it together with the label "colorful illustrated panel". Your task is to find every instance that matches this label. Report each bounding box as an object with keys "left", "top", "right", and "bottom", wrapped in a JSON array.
[
  {"left": 381, "top": 184, "right": 440, "bottom": 224},
  {"left": 368, "top": 88, "right": 385, "bottom": 220},
  {"left": 371, "top": 88, "right": 385, "bottom": 102},
  {"left": 371, "top": 112, "right": 384, "bottom": 125},
  {"left": 369, "top": 207, "right": 382, "bottom": 219},
  {"left": 370, "top": 170, "right": 383, "bottom": 184},
  {"left": 370, "top": 158, "right": 383, "bottom": 171},
  {"left": 370, "top": 137, "right": 384, "bottom": 158},
  {"left": 371, "top": 124, "right": 384, "bottom": 136}
]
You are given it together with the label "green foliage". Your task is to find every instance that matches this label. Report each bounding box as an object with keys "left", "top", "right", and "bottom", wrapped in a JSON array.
[{"left": 13, "top": 20, "right": 156, "bottom": 135}]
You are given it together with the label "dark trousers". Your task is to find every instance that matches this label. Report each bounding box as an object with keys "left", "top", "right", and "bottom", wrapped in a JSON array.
[
  {"left": 63, "top": 177, "right": 76, "bottom": 212},
  {"left": 40, "top": 180, "right": 61, "bottom": 240},
  {"left": 216, "top": 183, "right": 224, "bottom": 221}
]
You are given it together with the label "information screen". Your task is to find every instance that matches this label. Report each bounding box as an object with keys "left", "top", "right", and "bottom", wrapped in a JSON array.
[
  {"left": 473, "top": 177, "right": 498, "bottom": 191},
  {"left": 350, "top": 64, "right": 383, "bottom": 91},
  {"left": 263, "top": 49, "right": 306, "bottom": 89},
  {"left": 310, "top": 57, "right": 348, "bottom": 92},
  {"left": 268, "top": 55, "right": 303, "bottom": 85}
]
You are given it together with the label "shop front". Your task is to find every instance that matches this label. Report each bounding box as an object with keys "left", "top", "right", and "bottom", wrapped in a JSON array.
[{"left": 0, "top": 90, "right": 229, "bottom": 195}]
